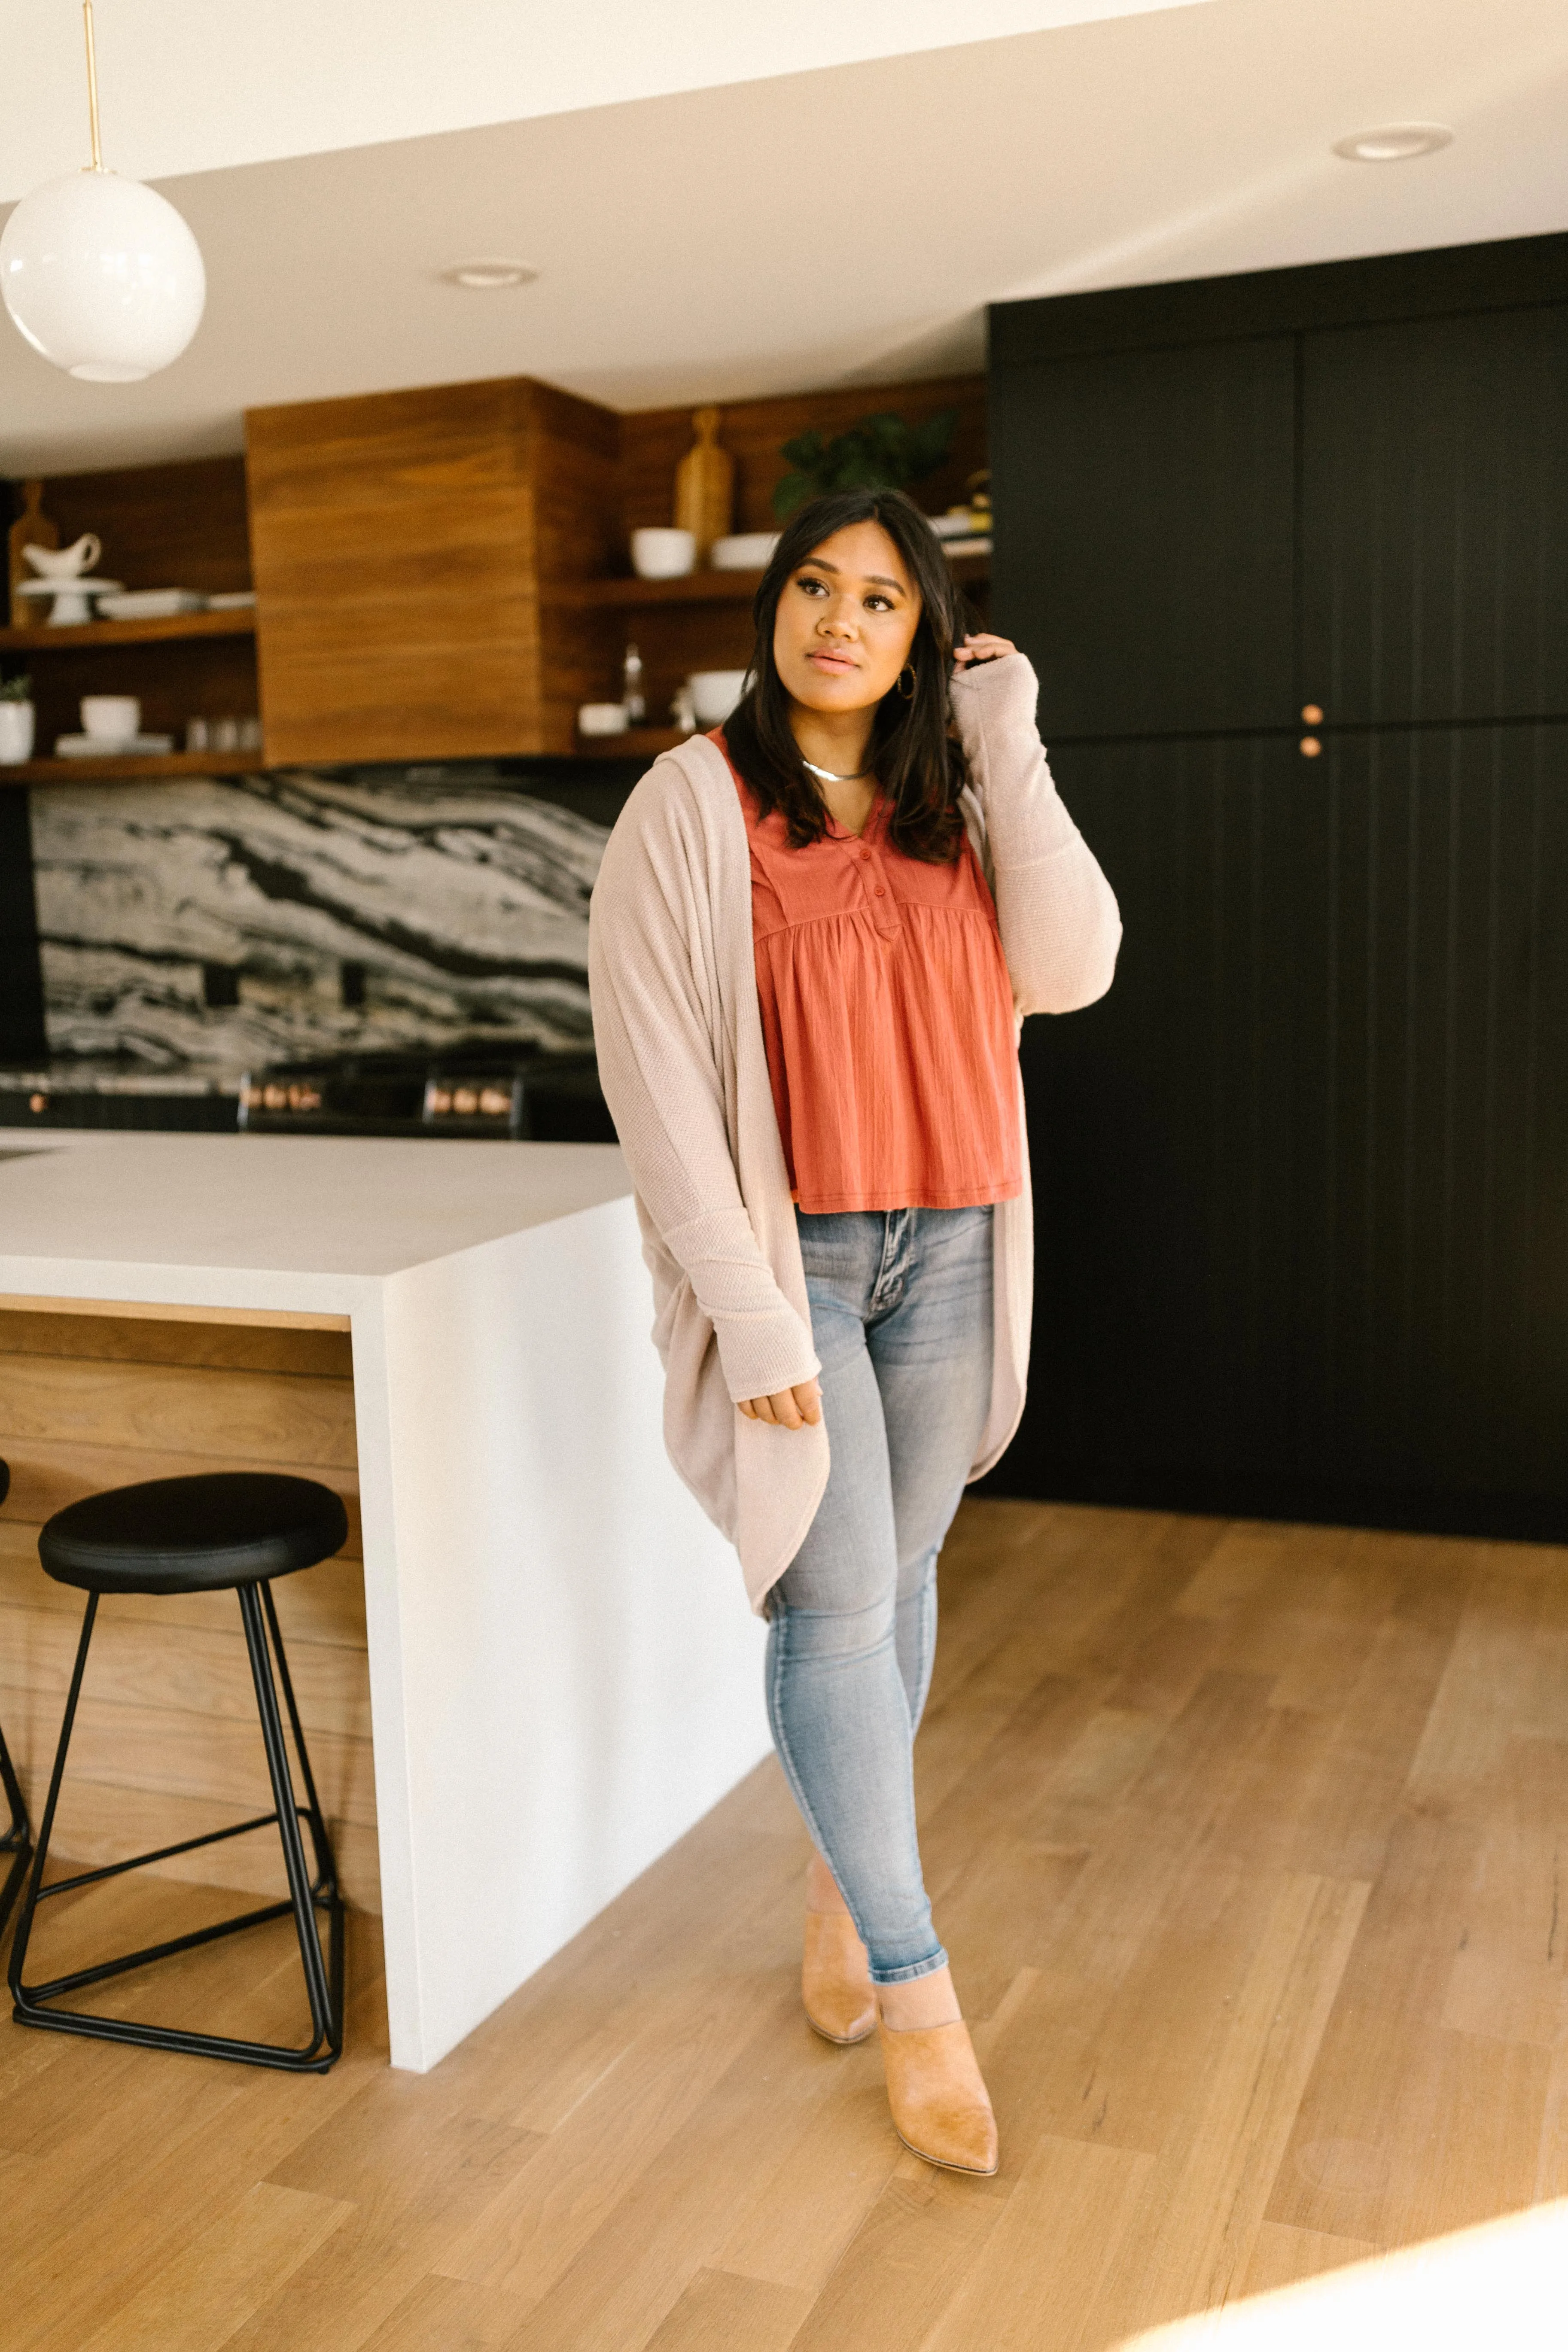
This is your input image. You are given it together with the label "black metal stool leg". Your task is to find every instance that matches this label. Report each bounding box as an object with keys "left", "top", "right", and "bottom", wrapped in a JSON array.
[
  {"left": 238, "top": 1582, "right": 343, "bottom": 2062},
  {"left": 259, "top": 1580, "right": 346, "bottom": 2036},
  {"left": 9, "top": 1593, "right": 97, "bottom": 1994},
  {"left": 11, "top": 1583, "right": 343, "bottom": 2069},
  {"left": 0, "top": 1713, "right": 34, "bottom": 1938}
]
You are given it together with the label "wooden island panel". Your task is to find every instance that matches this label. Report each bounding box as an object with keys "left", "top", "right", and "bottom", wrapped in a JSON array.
[{"left": 0, "top": 1306, "right": 381, "bottom": 1911}]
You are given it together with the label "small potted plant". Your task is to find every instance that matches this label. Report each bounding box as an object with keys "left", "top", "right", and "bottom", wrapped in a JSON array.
[
  {"left": 772, "top": 409, "right": 958, "bottom": 518},
  {"left": 0, "top": 673, "right": 35, "bottom": 766}
]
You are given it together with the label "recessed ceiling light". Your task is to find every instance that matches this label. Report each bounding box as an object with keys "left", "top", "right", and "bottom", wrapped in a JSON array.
[
  {"left": 1333, "top": 123, "right": 1453, "bottom": 164},
  {"left": 439, "top": 258, "right": 539, "bottom": 290}
]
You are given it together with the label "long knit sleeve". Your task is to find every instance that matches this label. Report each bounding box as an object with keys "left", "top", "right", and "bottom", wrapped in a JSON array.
[
  {"left": 588, "top": 767, "right": 821, "bottom": 1406},
  {"left": 950, "top": 654, "right": 1121, "bottom": 1016}
]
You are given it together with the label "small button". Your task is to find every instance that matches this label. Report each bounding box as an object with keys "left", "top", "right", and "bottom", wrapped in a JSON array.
[
  {"left": 1300, "top": 736, "right": 1322, "bottom": 758},
  {"left": 875, "top": 885, "right": 887, "bottom": 897},
  {"left": 1301, "top": 703, "right": 1324, "bottom": 724}
]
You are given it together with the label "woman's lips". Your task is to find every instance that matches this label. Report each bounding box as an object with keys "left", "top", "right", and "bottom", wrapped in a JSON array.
[{"left": 807, "top": 650, "right": 857, "bottom": 672}]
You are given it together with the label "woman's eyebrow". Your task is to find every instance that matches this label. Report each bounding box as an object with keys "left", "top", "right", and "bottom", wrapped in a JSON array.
[{"left": 797, "top": 556, "right": 907, "bottom": 593}]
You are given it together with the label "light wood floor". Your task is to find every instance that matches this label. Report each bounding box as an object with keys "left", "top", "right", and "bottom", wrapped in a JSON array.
[{"left": 2, "top": 1497, "right": 1565, "bottom": 2352}]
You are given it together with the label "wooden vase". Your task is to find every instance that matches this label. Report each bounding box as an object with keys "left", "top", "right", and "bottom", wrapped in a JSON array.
[{"left": 674, "top": 409, "right": 734, "bottom": 564}]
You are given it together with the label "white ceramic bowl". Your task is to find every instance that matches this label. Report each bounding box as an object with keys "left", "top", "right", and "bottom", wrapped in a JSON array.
[
  {"left": 577, "top": 702, "right": 630, "bottom": 737},
  {"left": 688, "top": 669, "right": 749, "bottom": 726},
  {"left": 630, "top": 528, "right": 697, "bottom": 580},
  {"left": 80, "top": 694, "right": 141, "bottom": 739},
  {"left": 709, "top": 532, "right": 779, "bottom": 571}
]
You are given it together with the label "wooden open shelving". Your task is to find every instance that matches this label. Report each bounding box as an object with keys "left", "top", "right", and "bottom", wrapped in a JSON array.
[
  {"left": 0, "top": 608, "right": 256, "bottom": 653},
  {"left": 5, "top": 393, "right": 990, "bottom": 774}
]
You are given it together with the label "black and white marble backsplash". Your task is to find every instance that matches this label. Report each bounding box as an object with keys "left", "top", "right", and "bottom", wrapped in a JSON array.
[{"left": 30, "top": 769, "right": 623, "bottom": 1071}]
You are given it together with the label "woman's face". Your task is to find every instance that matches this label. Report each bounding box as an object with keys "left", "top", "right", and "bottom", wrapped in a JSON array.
[{"left": 772, "top": 521, "right": 922, "bottom": 716}]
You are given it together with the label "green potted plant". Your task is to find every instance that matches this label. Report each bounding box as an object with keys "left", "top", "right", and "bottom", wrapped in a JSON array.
[
  {"left": 0, "top": 672, "right": 35, "bottom": 766},
  {"left": 772, "top": 409, "right": 958, "bottom": 519}
]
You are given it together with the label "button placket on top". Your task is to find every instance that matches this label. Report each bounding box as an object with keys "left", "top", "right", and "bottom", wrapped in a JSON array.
[{"left": 837, "top": 809, "right": 901, "bottom": 941}]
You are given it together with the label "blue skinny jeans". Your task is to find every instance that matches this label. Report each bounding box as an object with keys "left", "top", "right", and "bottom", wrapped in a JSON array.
[{"left": 765, "top": 1205, "right": 994, "bottom": 1984}]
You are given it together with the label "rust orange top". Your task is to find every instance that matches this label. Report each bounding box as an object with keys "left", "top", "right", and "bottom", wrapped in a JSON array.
[{"left": 720, "top": 737, "right": 1023, "bottom": 1215}]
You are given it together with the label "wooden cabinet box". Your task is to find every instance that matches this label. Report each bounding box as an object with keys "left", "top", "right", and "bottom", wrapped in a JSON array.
[{"left": 245, "top": 377, "right": 621, "bottom": 762}]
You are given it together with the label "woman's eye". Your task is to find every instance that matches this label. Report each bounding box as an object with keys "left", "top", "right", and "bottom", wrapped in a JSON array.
[
  {"left": 798, "top": 576, "right": 828, "bottom": 597},
  {"left": 866, "top": 594, "right": 892, "bottom": 612}
]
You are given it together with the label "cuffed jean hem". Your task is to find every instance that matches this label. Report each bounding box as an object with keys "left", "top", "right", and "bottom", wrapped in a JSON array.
[{"left": 869, "top": 1948, "right": 950, "bottom": 1987}]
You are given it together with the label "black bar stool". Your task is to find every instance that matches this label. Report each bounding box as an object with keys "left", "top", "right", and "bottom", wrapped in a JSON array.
[
  {"left": 9, "top": 1470, "right": 349, "bottom": 2071},
  {"left": 0, "top": 1457, "right": 34, "bottom": 1935}
]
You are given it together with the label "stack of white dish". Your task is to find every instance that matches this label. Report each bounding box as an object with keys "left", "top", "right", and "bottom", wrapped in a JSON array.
[
  {"left": 55, "top": 696, "right": 173, "bottom": 758},
  {"left": 928, "top": 508, "right": 992, "bottom": 557},
  {"left": 95, "top": 588, "right": 206, "bottom": 621}
]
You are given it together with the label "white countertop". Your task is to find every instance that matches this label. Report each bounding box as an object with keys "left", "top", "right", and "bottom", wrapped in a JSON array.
[{"left": 0, "top": 1132, "right": 632, "bottom": 1312}]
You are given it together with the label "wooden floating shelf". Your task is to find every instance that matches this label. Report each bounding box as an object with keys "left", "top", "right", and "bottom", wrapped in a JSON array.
[
  {"left": 557, "top": 571, "right": 763, "bottom": 609},
  {"left": 0, "top": 751, "right": 263, "bottom": 786},
  {"left": 556, "top": 551, "right": 990, "bottom": 608},
  {"left": 572, "top": 727, "right": 688, "bottom": 759},
  {"left": 0, "top": 608, "right": 257, "bottom": 652}
]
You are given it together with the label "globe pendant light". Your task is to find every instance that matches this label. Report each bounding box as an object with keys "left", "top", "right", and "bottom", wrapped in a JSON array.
[{"left": 0, "top": 2, "right": 205, "bottom": 383}]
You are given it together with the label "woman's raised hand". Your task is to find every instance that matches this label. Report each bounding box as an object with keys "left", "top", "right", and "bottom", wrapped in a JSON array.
[
  {"left": 738, "top": 1379, "right": 823, "bottom": 1430},
  {"left": 951, "top": 632, "right": 1016, "bottom": 670}
]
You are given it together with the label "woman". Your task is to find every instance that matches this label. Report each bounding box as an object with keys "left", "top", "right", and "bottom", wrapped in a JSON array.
[{"left": 589, "top": 487, "right": 1119, "bottom": 2174}]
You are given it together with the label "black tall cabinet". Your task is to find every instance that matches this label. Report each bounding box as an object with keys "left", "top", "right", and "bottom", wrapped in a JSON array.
[{"left": 987, "top": 231, "right": 1568, "bottom": 1539}]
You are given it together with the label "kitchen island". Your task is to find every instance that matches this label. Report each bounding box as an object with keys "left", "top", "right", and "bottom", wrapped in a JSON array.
[{"left": 0, "top": 1133, "right": 766, "bottom": 2070}]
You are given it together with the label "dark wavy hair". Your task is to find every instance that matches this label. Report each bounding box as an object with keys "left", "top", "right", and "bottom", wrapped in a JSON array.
[{"left": 722, "top": 487, "right": 971, "bottom": 864}]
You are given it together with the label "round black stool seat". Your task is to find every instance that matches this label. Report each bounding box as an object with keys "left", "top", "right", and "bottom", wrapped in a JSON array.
[{"left": 40, "top": 1472, "right": 349, "bottom": 1596}]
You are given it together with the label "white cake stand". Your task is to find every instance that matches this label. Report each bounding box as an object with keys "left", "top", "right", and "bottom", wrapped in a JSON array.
[{"left": 14, "top": 578, "right": 125, "bottom": 626}]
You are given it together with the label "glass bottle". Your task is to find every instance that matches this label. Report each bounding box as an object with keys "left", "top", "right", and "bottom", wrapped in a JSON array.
[{"left": 622, "top": 642, "right": 646, "bottom": 724}]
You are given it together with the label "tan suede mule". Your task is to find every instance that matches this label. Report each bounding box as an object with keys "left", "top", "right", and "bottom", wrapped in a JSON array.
[
  {"left": 802, "top": 1910, "right": 877, "bottom": 2045},
  {"left": 878, "top": 2016, "right": 999, "bottom": 2175}
]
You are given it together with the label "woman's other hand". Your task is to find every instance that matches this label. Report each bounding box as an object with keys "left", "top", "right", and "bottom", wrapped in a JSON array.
[
  {"left": 738, "top": 1379, "right": 824, "bottom": 1429},
  {"left": 952, "top": 632, "right": 1016, "bottom": 671}
]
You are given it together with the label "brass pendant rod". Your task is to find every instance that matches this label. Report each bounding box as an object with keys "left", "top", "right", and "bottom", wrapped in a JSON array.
[{"left": 82, "top": 0, "right": 104, "bottom": 172}]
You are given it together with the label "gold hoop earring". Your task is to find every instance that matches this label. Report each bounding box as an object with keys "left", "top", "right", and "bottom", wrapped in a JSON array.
[{"left": 896, "top": 664, "right": 917, "bottom": 700}]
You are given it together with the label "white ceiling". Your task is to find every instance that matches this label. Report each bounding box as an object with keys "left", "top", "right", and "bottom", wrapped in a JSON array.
[
  {"left": 0, "top": 0, "right": 1214, "bottom": 195},
  {"left": 1, "top": 0, "right": 1565, "bottom": 476}
]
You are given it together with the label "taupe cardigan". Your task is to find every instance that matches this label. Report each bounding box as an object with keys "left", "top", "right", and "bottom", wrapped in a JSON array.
[{"left": 588, "top": 653, "right": 1120, "bottom": 1612}]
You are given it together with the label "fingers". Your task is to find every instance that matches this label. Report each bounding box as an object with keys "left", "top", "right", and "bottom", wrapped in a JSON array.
[
  {"left": 953, "top": 633, "right": 1016, "bottom": 668},
  {"left": 737, "top": 1381, "right": 824, "bottom": 1430}
]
